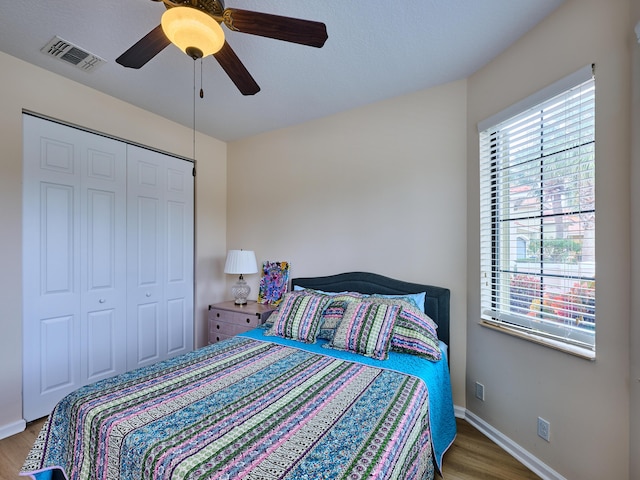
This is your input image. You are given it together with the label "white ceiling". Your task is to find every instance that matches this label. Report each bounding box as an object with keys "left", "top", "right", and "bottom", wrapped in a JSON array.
[{"left": 0, "top": 0, "right": 564, "bottom": 142}]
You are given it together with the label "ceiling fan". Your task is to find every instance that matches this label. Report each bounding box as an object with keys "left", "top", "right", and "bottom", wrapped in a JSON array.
[{"left": 116, "top": 0, "right": 328, "bottom": 95}]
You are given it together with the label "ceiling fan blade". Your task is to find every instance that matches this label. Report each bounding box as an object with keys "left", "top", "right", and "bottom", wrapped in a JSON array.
[
  {"left": 222, "top": 9, "right": 328, "bottom": 48},
  {"left": 213, "top": 41, "right": 260, "bottom": 96},
  {"left": 116, "top": 25, "right": 170, "bottom": 69}
]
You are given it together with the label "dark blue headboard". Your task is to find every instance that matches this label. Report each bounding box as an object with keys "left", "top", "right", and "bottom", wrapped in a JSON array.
[{"left": 291, "top": 271, "right": 451, "bottom": 347}]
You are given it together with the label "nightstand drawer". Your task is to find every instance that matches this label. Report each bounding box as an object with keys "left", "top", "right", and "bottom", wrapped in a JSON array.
[
  {"left": 210, "top": 318, "right": 259, "bottom": 337},
  {"left": 209, "top": 332, "right": 234, "bottom": 344},
  {"left": 210, "top": 309, "right": 262, "bottom": 328}
]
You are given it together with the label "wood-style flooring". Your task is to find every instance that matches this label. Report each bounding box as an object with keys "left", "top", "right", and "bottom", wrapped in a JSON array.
[
  {"left": 0, "top": 417, "right": 46, "bottom": 480},
  {"left": 436, "top": 419, "right": 541, "bottom": 480},
  {"left": 1, "top": 417, "right": 540, "bottom": 480}
]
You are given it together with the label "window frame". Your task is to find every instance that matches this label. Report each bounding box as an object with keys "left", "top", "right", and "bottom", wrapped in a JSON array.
[{"left": 478, "top": 66, "right": 596, "bottom": 360}]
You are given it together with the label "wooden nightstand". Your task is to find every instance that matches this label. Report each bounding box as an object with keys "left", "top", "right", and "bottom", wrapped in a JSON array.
[{"left": 208, "top": 300, "right": 277, "bottom": 344}]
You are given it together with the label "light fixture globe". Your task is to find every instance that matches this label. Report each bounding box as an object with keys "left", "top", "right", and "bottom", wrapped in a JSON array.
[{"left": 161, "top": 6, "right": 225, "bottom": 59}]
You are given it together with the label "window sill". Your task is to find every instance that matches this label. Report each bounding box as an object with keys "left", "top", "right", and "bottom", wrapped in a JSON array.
[{"left": 480, "top": 320, "right": 595, "bottom": 361}]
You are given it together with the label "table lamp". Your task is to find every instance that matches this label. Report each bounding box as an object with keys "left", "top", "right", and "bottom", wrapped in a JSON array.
[{"left": 224, "top": 249, "right": 258, "bottom": 305}]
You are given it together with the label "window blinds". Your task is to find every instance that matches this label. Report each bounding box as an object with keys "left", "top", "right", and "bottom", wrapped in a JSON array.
[{"left": 479, "top": 67, "right": 596, "bottom": 352}]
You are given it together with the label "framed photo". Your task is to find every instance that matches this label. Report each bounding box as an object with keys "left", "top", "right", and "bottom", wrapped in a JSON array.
[{"left": 257, "top": 261, "right": 290, "bottom": 305}]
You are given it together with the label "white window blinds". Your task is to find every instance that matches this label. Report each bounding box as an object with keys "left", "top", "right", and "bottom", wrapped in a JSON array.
[{"left": 479, "top": 67, "right": 596, "bottom": 356}]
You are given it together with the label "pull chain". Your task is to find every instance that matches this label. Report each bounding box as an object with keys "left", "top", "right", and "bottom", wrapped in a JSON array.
[
  {"left": 200, "top": 58, "right": 204, "bottom": 99},
  {"left": 192, "top": 58, "right": 196, "bottom": 162},
  {"left": 192, "top": 59, "right": 204, "bottom": 163}
]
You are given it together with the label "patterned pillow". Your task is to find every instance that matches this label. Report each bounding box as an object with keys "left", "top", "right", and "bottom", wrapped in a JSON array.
[
  {"left": 316, "top": 293, "right": 367, "bottom": 340},
  {"left": 369, "top": 292, "right": 426, "bottom": 312},
  {"left": 326, "top": 301, "right": 400, "bottom": 360},
  {"left": 390, "top": 305, "right": 441, "bottom": 361},
  {"left": 363, "top": 296, "right": 419, "bottom": 313},
  {"left": 316, "top": 302, "right": 347, "bottom": 340},
  {"left": 266, "top": 292, "right": 331, "bottom": 343},
  {"left": 292, "top": 286, "right": 353, "bottom": 296}
]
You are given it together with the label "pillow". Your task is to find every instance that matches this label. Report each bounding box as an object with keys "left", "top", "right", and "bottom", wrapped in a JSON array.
[
  {"left": 326, "top": 301, "right": 400, "bottom": 360},
  {"left": 313, "top": 293, "right": 422, "bottom": 341},
  {"left": 292, "top": 286, "right": 351, "bottom": 295},
  {"left": 362, "top": 296, "right": 420, "bottom": 315},
  {"left": 262, "top": 289, "right": 355, "bottom": 327},
  {"left": 370, "top": 292, "right": 426, "bottom": 312},
  {"left": 293, "top": 287, "right": 426, "bottom": 312},
  {"left": 390, "top": 305, "right": 441, "bottom": 361},
  {"left": 265, "top": 292, "right": 330, "bottom": 343},
  {"left": 316, "top": 292, "right": 367, "bottom": 340},
  {"left": 316, "top": 302, "right": 347, "bottom": 340}
]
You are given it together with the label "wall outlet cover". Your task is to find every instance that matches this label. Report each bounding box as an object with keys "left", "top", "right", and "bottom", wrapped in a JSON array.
[
  {"left": 537, "top": 417, "right": 550, "bottom": 442},
  {"left": 475, "top": 382, "right": 485, "bottom": 401}
]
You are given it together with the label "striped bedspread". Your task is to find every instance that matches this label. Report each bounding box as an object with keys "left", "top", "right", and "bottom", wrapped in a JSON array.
[{"left": 21, "top": 336, "right": 436, "bottom": 480}]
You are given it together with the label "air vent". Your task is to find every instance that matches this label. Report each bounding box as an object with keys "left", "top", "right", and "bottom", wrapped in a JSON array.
[{"left": 41, "top": 36, "right": 105, "bottom": 72}]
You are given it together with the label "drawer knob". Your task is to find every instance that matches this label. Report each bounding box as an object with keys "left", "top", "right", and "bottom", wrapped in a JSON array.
[
  {"left": 216, "top": 324, "right": 220, "bottom": 329},
  {"left": 216, "top": 337, "right": 220, "bottom": 342},
  {"left": 216, "top": 313, "right": 220, "bottom": 317},
  {"left": 246, "top": 318, "right": 250, "bottom": 323}
]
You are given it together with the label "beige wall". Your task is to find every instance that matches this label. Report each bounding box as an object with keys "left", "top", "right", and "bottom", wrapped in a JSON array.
[
  {"left": 227, "top": 81, "right": 468, "bottom": 407},
  {"left": 0, "top": 51, "right": 227, "bottom": 434},
  {"left": 466, "top": 1, "right": 632, "bottom": 478}
]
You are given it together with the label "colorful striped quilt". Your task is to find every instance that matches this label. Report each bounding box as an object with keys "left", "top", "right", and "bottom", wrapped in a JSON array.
[{"left": 21, "top": 336, "right": 436, "bottom": 480}]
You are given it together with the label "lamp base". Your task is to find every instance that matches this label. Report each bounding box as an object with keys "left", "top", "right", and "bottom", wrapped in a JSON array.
[{"left": 231, "top": 277, "right": 251, "bottom": 305}]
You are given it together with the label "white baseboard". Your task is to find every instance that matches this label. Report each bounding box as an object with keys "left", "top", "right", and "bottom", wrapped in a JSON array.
[
  {"left": 0, "top": 419, "right": 26, "bottom": 440},
  {"left": 454, "top": 406, "right": 567, "bottom": 480}
]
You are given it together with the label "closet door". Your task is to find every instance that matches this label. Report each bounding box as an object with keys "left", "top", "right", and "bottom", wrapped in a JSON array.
[
  {"left": 23, "top": 115, "right": 127, "bottom": 421},
  {"left": 126, "top": 145, "right": 194, "bottom": 370}
]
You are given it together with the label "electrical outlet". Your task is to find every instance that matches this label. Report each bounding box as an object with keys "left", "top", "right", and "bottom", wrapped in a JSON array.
[
  {"left": 475, "top": 382, "right": 485, "bottom": 401},
  {"left": 537, "top": 417, "right": 550, "bottom": 442}
]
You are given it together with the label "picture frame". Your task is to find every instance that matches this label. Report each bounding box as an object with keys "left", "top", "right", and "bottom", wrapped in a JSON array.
[{"left": 257, "top": 261, "right": 290, "bottom": 305}]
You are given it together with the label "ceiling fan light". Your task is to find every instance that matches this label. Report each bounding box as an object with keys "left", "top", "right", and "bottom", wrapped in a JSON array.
[{"left": 161, "top": 6, "right": 225, "bottom": 58}]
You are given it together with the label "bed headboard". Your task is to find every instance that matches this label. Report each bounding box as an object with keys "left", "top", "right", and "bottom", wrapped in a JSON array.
[{"left": 291, "top": 271, "right": 451, "bottom": 347}]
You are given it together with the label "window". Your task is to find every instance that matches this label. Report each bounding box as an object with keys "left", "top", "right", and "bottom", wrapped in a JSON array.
[{"left": 479, "top": 66, "right": 596, "bottom": 358}]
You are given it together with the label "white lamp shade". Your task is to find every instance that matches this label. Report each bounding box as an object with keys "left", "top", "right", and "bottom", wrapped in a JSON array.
[
  {"left": 161, "top": 6, "right": 225, "bottom": 57},
  {"left": 224, "top": 250, "right": 258, "bottom": 275}
]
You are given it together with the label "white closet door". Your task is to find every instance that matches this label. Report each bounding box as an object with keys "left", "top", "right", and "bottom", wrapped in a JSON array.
[
  {"left": 126, "top": 145, "right": 194, "bottom": 370},
  {"left": 23, "top": 115, "right": 127, "bottom": 421},
  {"left": 80, "top": 140, "right": 128, "bottom": 384}
]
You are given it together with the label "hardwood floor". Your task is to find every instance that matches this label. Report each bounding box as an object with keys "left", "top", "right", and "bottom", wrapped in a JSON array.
[
  {"left": 1, "top": 417, "right": 539, "bottom": 480},
  {"left": 0, "top": 418, "right": 46, "bottom": 480},
  {"left": 436, "top": 419, "right": 541, "bottom": 480}
]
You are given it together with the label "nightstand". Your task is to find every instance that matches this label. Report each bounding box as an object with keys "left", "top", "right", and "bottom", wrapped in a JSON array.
[{"left": 208, "top": 300, "right": 277, "bottom": 344}]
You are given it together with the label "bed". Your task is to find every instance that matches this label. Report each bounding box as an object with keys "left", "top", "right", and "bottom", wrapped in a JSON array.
[{"left": 21, "top": 271, "right": 456, "bottom": 480}]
